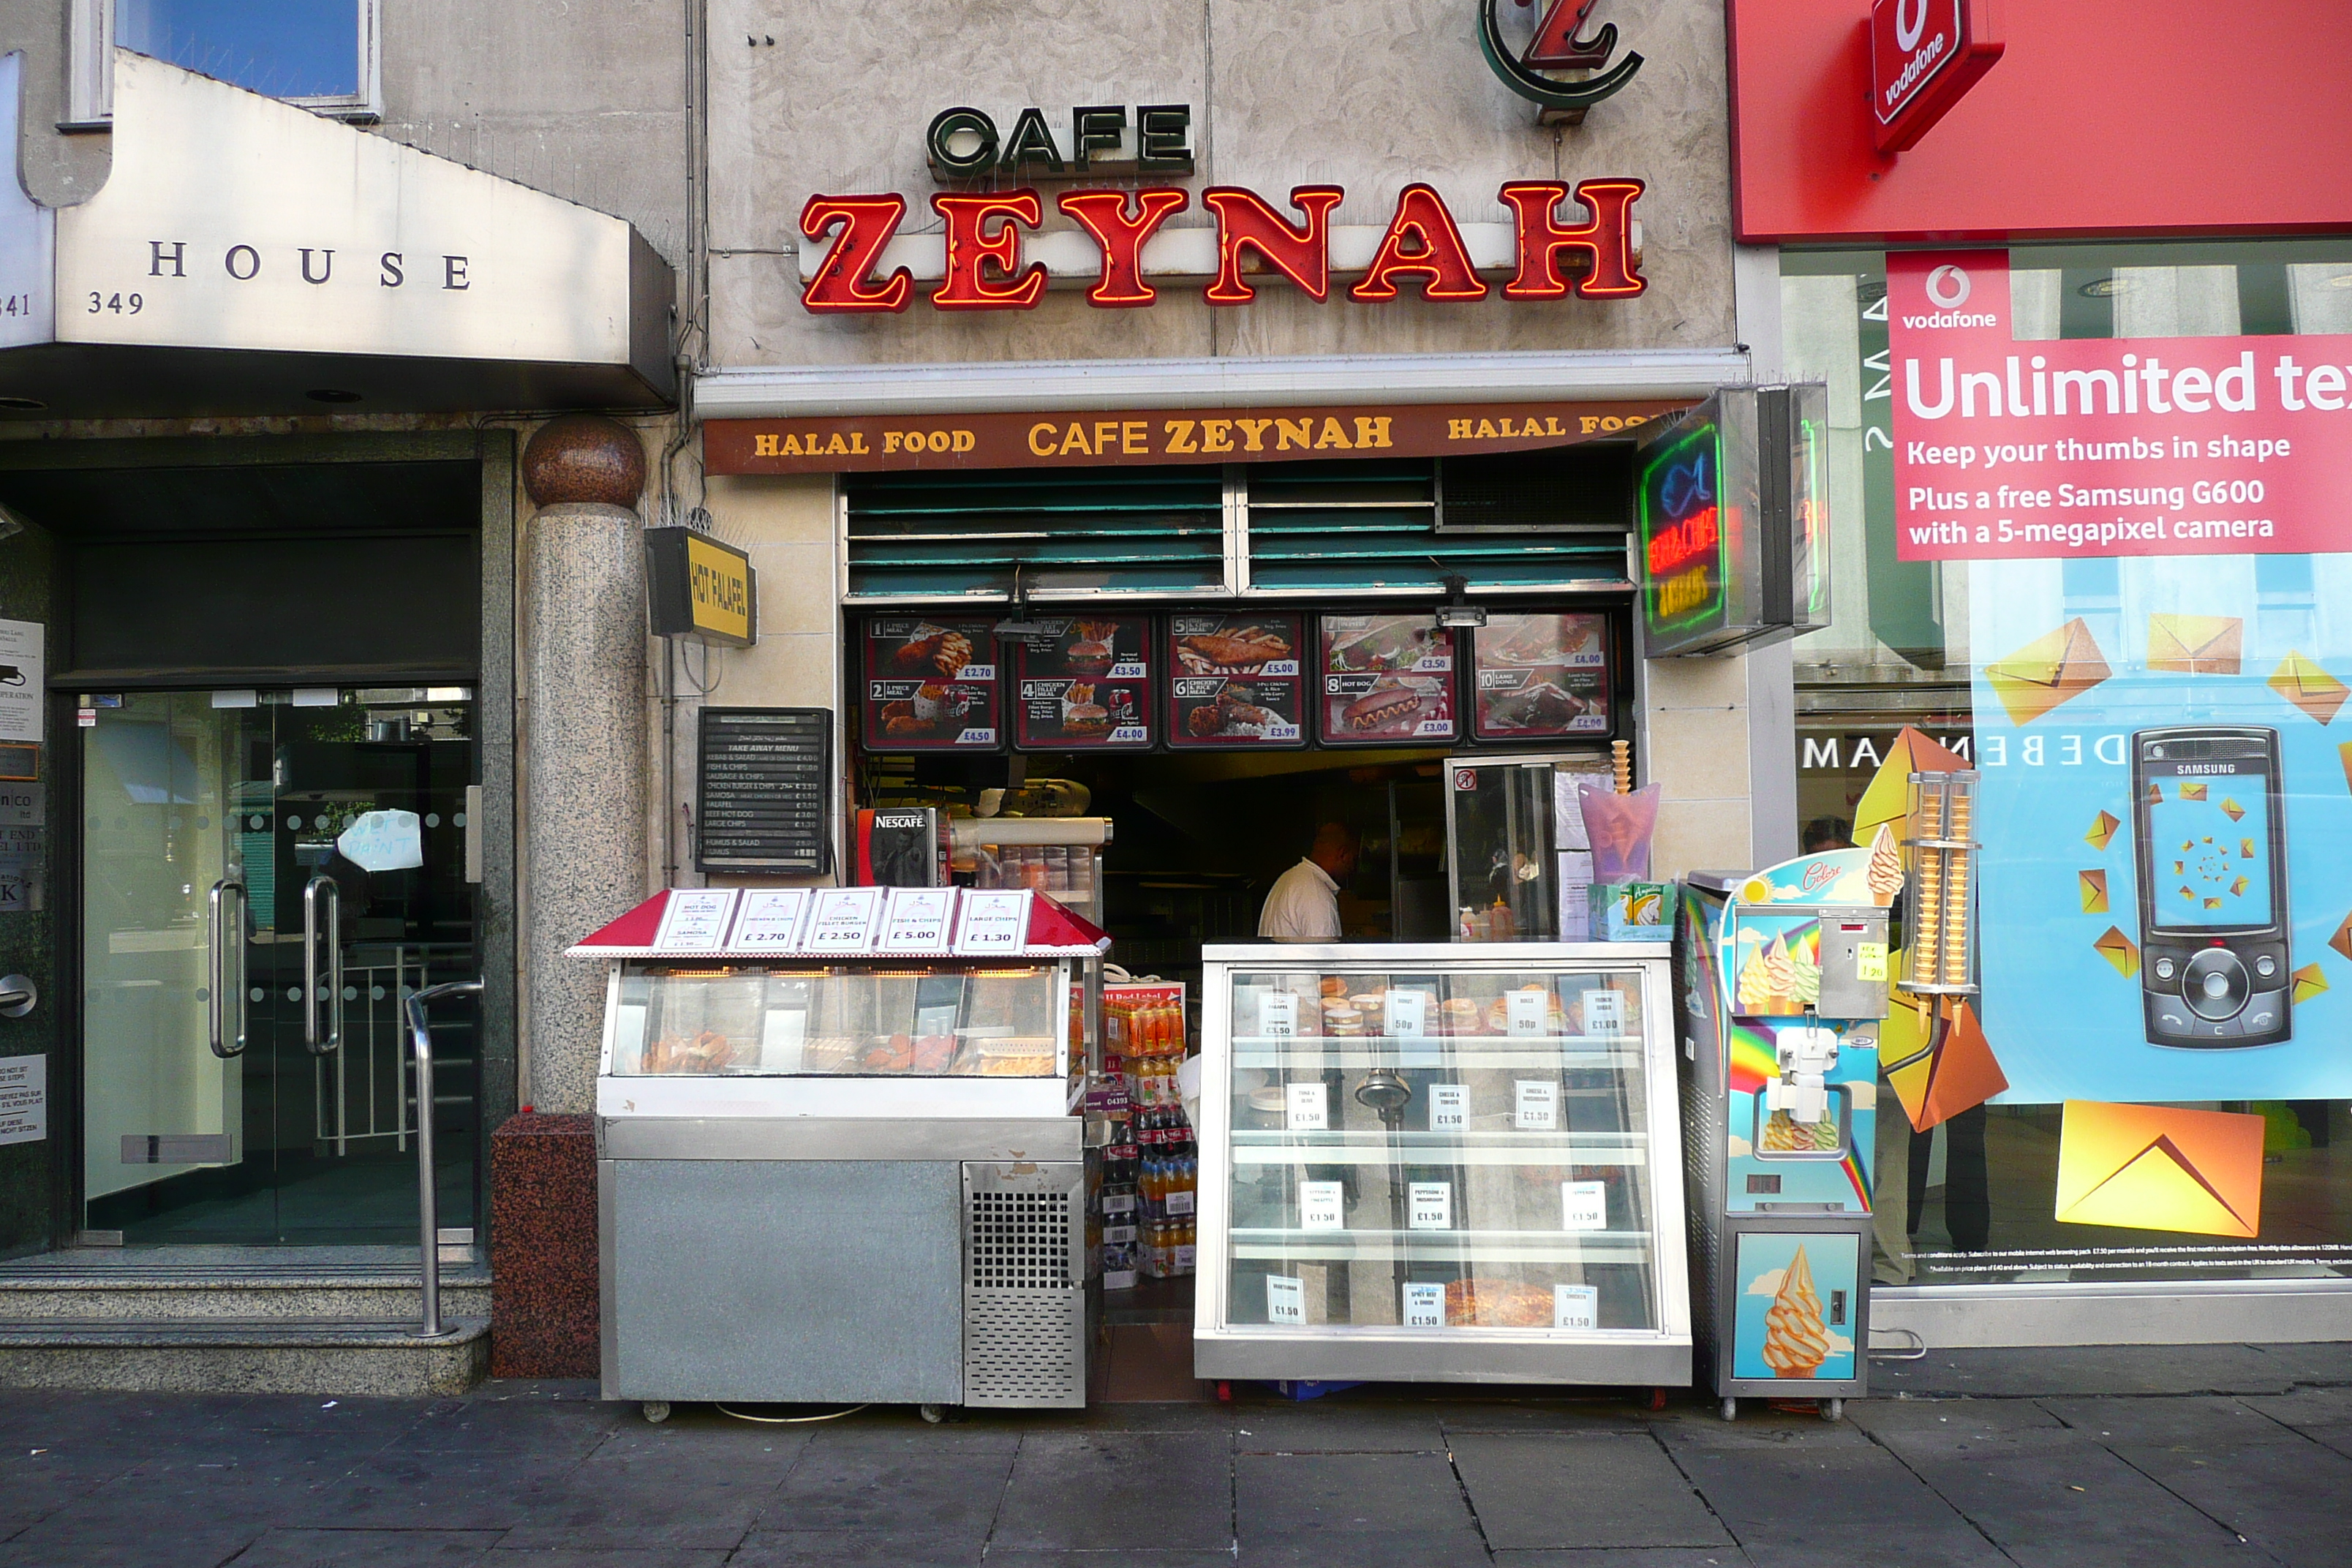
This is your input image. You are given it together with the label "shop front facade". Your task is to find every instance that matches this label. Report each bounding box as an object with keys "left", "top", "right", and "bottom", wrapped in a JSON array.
[
  {"left": 1733, "top": 0, "right": 2352, "bottom": 1344},
  {"left": 676, "top": 0, "right": 1782, "bottom": 949}
]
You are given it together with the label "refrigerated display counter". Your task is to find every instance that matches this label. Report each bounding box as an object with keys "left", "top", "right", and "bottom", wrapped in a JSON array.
[
  {"left": 1193, "top": 943, "right": 1692, "bottom": 1387},
  {"left": 573, "top": 884, "right": 1109, "bottom": 1420}
]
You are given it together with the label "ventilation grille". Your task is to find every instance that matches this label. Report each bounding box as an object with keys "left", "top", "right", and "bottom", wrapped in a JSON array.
[
  {"left": 964, "top": 1290, "right": 1083, "bottom": 1406},
  {"left": 968, "top": 1187, "right": 1076, "bottom": 1289},
  {"left": 845, "top": 467, "right": 1225, "bottom": 600},
  {"left": 1247, "top": 459, "right": 1631, "bottom": 593},
  {"left": 962, "top": 1162, "right": 1086, "bottom": 1409}
]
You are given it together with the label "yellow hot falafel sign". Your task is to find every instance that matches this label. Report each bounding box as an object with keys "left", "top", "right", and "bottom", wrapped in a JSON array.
[{"left": 647, "top": 527, "right": 757, "bottom": 647}]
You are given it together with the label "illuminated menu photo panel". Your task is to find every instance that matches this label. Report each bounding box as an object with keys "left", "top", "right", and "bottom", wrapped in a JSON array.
[
  {"left": 1316, "top": 614, "right": 1458, "bottom": 747},
  {"left": 1469, "top": 611, "right": 1614, "bottom": 742},
  {"left": 1012, "top": 615, "right": 1156, "bottom": 750},
  {"left": 1166, "top": 611, "right": 1308, "bottom": 749},
  {"left": 1635, "top": 384, "right": 1830, "bottom": 657},
  {"left": 860, "top": 617, "right": 1005, "bottom": 751}
]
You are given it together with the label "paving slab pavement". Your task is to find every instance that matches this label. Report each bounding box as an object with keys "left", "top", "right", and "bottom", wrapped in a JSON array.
[{"left": 0, "top": 1343, "right": 2344, "bottom": 1567}]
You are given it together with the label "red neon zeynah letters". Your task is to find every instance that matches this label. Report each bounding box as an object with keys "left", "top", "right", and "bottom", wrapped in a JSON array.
[
  {"left": 1351, "top": 184, "right": 1490, "bottom": 303},
  {"left": 930, "top": 191, "right": 1049, "bottom": 310},
  {"left": 798, "top": 193, "right": 915, "bottom": 313},
  {"left": 1056, "top": 188, "right": 1190, "bottom": 307},
  {"left": 1498, "top": 178, "right": 1646, "bottom": 300},
  {"left": 1201, "top": 186, "right": 1346, "bottom": 305},
  {"left": 797, "top": 179, "right": 1645, "bottom": 314}
]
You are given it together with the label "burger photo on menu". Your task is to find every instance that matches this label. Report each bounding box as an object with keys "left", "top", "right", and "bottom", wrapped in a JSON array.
[
  {"left": 1471, "top": 612, "right": 1610, "bottom": 741},
  {"left": 1169, "top": 613, "right": 1305, "bottom": 747},
  {"left": 1014, "top": 617, "right": 1153, "bottom": 749},
  {"left": 1317, "top": 614, "right": 1455, "bottom": 745},
  {"left": 864, "top": 617, "right": 1000, "bottom": 748}
]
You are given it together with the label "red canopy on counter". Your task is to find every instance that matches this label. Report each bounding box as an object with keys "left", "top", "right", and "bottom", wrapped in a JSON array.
[{"left": 566, "top": 886, "right": 1111, "bottom": 960}]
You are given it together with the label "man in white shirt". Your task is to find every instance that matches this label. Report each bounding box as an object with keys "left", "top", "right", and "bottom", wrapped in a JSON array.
[{"left": 1258, "top": 823, "right": 1357, "bottom": 942}]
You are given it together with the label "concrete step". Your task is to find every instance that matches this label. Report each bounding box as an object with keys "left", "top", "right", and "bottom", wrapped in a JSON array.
[
  {"left": 0, "top": 1317, "right": 490, "bottom": 1396},
  {"left": 0, "top": 1271, "right": 491, "bottom": 1322}
]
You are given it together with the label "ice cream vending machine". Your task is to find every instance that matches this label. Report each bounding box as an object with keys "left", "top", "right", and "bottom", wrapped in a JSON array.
[{"left": 1675, "top": 846, "right": 1894, "bottom": 1420}]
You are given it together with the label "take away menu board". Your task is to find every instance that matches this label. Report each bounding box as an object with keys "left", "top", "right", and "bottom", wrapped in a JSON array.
[
  {"left": 1166, "top": 612, "right": 1306, "bottom": 749},
  {"left": 1316, "top": 614, "right": 1457, "bottom": 746},
  {"left": 1011, "top": 616, "right": 1154, "bottom": 750},
  {"left": 861, "top": 617, "right": 1003, "bottom": 751},
  {"left": 1469, "top": 612, "right": 1612, "bottom": 742}
]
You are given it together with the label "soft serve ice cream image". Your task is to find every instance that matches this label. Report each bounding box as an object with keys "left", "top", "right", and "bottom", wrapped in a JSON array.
[{"left": 1760, "top": 1245, "right": 1832, "bottom": 1379}]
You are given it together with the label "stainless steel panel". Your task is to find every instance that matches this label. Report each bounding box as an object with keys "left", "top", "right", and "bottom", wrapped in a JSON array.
[
  {"left": 605, "top": 1158, "right": 962, "bottom": 1405},
  {"left": 600, "top": 1116, "right": 1083, "bottom": 1164},
  {"left": 1194, "top": 1330, "right": 1690, "bottom": 1387},
  {"left": 961, "top": 1161, "right": 1087, "bottom": 1408}
]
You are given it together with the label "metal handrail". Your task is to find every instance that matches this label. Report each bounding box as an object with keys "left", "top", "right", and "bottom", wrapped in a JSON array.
[{"left": 404, "top": 979, "right": 482, "bottom": 1338}]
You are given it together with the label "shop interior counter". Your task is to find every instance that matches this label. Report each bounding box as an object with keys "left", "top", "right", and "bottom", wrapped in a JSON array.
[
  {"left": 573, "top": 886, "right": 1108, "bottom": 1416},
  {"left": 1194, "top": 942, "right": 1691, "bottom": 1387}
]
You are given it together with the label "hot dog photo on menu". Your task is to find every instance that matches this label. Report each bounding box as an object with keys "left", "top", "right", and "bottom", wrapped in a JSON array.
[{"left": 1317, "top": 613, "right": 1457, "bottom": 745}]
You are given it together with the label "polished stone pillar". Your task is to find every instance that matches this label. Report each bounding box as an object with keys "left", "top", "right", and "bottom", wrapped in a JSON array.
[{"left": 519, "top": 416, "right": 648, "bottom": 1113}]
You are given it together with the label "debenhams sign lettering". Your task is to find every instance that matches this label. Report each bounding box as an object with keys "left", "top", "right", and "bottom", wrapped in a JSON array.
[{"left": 58, "top": 51, "right": 635, "bottom": 364}]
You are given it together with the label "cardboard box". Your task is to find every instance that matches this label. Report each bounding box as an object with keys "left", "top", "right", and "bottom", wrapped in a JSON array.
[{"left": 1588, "top": 881, "right": 1676, "bottom": 941}]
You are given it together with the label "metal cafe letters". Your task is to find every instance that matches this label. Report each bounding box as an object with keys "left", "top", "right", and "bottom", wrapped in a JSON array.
[{"left": 799, "top": 178, "right": 1648, "bottom": 314}]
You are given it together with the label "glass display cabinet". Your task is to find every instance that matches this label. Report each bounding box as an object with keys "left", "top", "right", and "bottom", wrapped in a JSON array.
[{"left": 1194, "top": 942, "right": 1691, "bottom": 1386}]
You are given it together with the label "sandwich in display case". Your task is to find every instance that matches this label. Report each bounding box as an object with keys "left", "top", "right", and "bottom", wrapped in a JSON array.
[
  {"left": 577, "top": 886, "right": 1109, "bottom": 1420},
  {"left": 1193, "top": 943, "right": 1691, "bottom": 1387}
]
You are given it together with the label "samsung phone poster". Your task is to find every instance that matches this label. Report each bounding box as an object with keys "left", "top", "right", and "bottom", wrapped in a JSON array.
[{"left": 1886, "top": 250, "right": 2352, "bottom": 1101}]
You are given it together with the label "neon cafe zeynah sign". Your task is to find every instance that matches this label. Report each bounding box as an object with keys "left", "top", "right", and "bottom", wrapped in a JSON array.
[{"left": 797, "top": 106, "right": 1647, "bottom": 314}]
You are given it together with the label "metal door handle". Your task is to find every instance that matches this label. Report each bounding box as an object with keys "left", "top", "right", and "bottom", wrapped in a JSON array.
[
  {"left": 208, "top": 880, "right": 248, "bottom": 1059},
  {"left": 304, "top": 875, "right": 342, "bottom": 1055}
]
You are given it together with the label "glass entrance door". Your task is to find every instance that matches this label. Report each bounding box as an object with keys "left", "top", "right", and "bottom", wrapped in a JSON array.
[{"left": 81, "top": 687, "right": 479, "bottom": 1245}]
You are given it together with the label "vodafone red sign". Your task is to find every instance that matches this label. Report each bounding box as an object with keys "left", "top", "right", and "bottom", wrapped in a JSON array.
[{"left": 1869, "top": 0, "right": 2004, "bottom": 152}]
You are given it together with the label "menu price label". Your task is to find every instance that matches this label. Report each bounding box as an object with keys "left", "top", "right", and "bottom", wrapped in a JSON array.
[
  {"left": 1470, "top": 612, "right": 1611, "bottom": 742},
  {"left": 696, "top": 708, "right": 832, "bottom": 872},
  {"left": 1507, "top": 989, "right": 1550, "bottom": 1037},
  {"left": 861, "top": 618, "right": 1003, "bottom": 752},
  {"left": 1285, "top": 1081, "right": 1328, "bottom": 1132},
  {"left": 653, "top": 889, "right": 739, "bottom": 951},
  {"left": 1317, "top": 615, "right": 1457, "bottom": 746},
  {"left": 728, "top": 889, "right": 813, "bottom": 951},
  {"left": 1167, "top": 613, "right": 1308, "bottom": 749},
  {"left": 1384, "top": 990, "right": 1428, "bottom": 1039},
  {"left": 1011, "top": 616, "right": 1155, "bottom": 750},
  {"left": 1553, "top": 1284, "right": 1599, "bottom": 1330},
  {"left": 1515, "top": 1080, "right": 1559, "bottom": 1130},
  {"left": 1429, "top": 1084, "right": 1469, "bottom": 1131},
  {"left": 804, "top": 886, "right": 886, "bottom": 952},
  {"left": 1561, "top": 1180, "right": 1608, "bottom": 1232},
  {"left": 1267, "top": 1274, "right": 1307, "bottom": 1324},
  {"left": 1299, "top": 1180, "right": 1345, "bottom": 1231},
  {"left": 1583, "top": 990, "right": 1625, "bottom": 1036},
  {"left": 878, "top": 886, "right": 957, "bottom": 951},
  {"left": 1408, "top": 1181, "right": 1452, "bottom": 1230},
  {"left": 1402, "top": 1281, "right": 1445, "bottom": 1327},
  {"left": 1258, "top": 991, "right": 1298, "bottom": 1039},
  {"left": 952, "top": 889, "right": 1033, "bottom": 954}
]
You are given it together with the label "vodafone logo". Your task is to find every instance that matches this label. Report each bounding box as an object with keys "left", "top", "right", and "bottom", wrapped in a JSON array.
[
  {"left": 1894, "top": 0, "right": 1929, "bottom": 50},
  {"left": 1925, "top": 264, "right": 1971, "bottom": 309}
]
